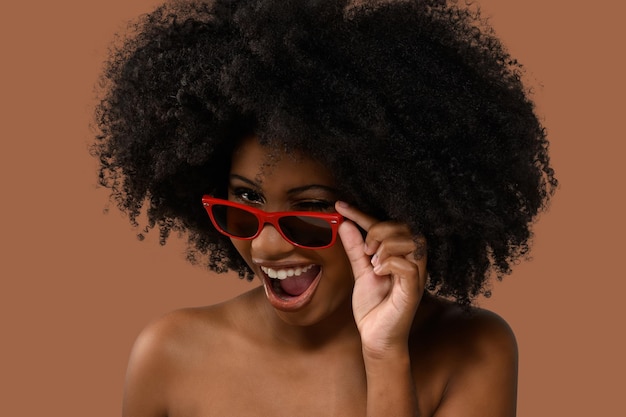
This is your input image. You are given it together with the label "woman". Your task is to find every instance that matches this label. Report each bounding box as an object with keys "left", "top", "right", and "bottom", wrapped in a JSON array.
[{"left": 93, "top": 0, "right": 557, "bottom": 415}]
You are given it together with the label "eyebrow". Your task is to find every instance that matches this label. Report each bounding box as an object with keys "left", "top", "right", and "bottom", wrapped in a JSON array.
[
  {"left": 229, "top": 174, "right": 259, "bottom": 188},
  {"left": 229, "top": 174, "right": 339, "bottom": 196}
]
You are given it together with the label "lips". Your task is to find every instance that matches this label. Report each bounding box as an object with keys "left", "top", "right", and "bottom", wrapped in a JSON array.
[{"left": 259, "top": 264, "right": 322, "bottom": 311}]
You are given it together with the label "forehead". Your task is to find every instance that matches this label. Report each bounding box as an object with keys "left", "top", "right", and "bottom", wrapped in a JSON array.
[{"left": 230, "top": 136, "right": 335, "bottom": 187}]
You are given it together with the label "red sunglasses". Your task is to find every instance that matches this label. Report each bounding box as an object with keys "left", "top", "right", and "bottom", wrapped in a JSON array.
[{"left": 201, "top": 196, "right": 344, "bottom": 249}]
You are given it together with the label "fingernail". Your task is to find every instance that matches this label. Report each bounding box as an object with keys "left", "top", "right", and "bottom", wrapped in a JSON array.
[
  {"left": 371, "top": 253, "right": 379, "bottom": 267},
  {"left": 336, "top": 201, "right": 350, "bottom": 208}
]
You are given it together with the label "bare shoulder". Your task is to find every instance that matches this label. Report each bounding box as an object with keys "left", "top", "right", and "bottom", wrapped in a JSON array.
[
  {"left": 122, "top": 290, "right": 262, "bottom": 417},
  {"left": 440, "top": 302, "right": 517, "bottom": 360},
  {"left": 412, "top": 297, "right": 518, "bottom": 416},
  {"left": 128, "top": 306, "right": 223, "bottom": 364},
  {"left": 128, "top": 287, "right": 264, "bottom": 358},
  {"left": 121, "top": 308, "right": 218, "bottom": 416},
  {"left": 415, "top": 296, "right": 517, "bottom": 357}
]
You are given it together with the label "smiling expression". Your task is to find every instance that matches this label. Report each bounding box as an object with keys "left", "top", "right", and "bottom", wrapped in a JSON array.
[{"left": 227, "top": 137, "right": 355, "bottom": 326}]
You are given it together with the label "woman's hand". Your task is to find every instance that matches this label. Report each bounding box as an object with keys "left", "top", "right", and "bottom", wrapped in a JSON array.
[{"left": 335, "top": 201, "right": 427, "bottom": 359}]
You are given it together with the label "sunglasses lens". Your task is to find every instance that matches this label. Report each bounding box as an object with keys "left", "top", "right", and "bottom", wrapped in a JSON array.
[
  {"left": 278, "top": 216, "right": 333, "bottom": 248},
  {"left": 212, "top": 205, "right": 260, "bottom": 238},
  {"left": 206, "top": 199, "right": 336, "bottom": 248}
]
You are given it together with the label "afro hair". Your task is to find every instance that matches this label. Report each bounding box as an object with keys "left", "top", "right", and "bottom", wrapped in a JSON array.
[{"left": 93, "top": 0, "right": 557, "bottom": 305}]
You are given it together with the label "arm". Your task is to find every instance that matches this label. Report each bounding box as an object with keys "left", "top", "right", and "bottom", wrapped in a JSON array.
[
  {"left": 360, "top": 309, "right": 518, "bottom": 417},
  {"left": 362, "top": 348, "right": 420, "bottom": 417},
  {"left": 336, "top": 201, "right": 426, "bottom": 417},
  {"left": 336, "top": 202, "right": 518, "bottom": 417}
]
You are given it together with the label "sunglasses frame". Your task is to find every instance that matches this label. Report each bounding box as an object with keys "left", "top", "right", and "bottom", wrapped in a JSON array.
[{"left": 201, "top": 196, "right": 344, "bottom": 249}]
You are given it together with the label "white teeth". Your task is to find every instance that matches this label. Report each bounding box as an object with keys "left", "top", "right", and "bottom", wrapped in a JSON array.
[{"left": 261, "top": 264, "right": 314, "bottom": 280}]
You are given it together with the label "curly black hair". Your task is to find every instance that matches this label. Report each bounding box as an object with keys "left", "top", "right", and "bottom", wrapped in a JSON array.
[{"left": 93, "top": 0, "right": 557, "bottom": 305}]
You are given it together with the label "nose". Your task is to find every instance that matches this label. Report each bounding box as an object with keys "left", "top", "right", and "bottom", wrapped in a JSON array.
[{"left": 251, "top": 223, "right": 295, "bottom": 258}]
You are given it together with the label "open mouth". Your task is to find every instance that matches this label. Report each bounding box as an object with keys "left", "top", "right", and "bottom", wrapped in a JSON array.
[{"left": 259, "top": 264, "right": 322, "bottom": 311}]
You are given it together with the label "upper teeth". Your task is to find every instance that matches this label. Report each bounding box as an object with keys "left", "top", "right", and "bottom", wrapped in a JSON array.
[{"left": 260, "top": 264, "right": 314, "bottom": 280}]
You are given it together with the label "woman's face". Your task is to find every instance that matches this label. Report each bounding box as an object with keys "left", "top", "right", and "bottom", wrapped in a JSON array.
[{"left": 227, "top": 137, "right": 354, "bottom": 326}]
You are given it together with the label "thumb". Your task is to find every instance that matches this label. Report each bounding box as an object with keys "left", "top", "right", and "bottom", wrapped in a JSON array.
[{"left": 338, "top": 219, "right": 372, "bottom": 280}]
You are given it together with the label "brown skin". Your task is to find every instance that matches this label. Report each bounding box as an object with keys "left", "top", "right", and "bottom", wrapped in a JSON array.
[{"left": 122, "top": 138, "right": 518, "bottom": 417}]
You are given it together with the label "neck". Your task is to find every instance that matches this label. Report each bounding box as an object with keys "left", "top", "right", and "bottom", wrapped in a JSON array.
[{"left": 256, "top": 290, "right": 362, "bottom": 352}]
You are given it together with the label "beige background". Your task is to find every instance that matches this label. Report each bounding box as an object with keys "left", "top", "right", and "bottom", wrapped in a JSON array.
[{"left": 1, "top": 1, "right": 623, "bottom": 415}]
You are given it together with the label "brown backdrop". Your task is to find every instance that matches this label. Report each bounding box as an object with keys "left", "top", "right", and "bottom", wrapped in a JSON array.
[{"left": 2, "top": 1, "right": 623, "bottom": 415}]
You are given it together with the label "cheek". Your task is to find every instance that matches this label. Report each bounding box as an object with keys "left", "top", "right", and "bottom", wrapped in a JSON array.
[{"left": 230, "top": 239, "right": 253, "bottom": 266}]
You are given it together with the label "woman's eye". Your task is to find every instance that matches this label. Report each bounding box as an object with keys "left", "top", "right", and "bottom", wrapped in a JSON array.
[
  {"left": 294, "top": 200, "right": 334, "bottom": 212},
  {"left": 232, "top": 188, "right": 264, "bottom": 204}
]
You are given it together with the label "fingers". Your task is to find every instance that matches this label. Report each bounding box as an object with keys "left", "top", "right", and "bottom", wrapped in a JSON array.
[
  {"left": 335, "top": 201, "right": 377, "bottom": 236},
  {"left": 336, "top": 201, "right": 418, "bottom": 259},
  {"left": 336, "top": 201, "right": 427, "bottom": 285},
  {"left": 371, "top": 234, "right": 427, "bottom": 301},
  {"left": 337, "top": 218, "right": 373, "bottom": 278},
  {"left": 372, "top": 256, "right": 424, "bottom": 298},
  {"left": 336, "top": 201, "right": 379, "bottom": 277},
  {"left": 370, "top": 235, "right": 417, "bottom": 272}
]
